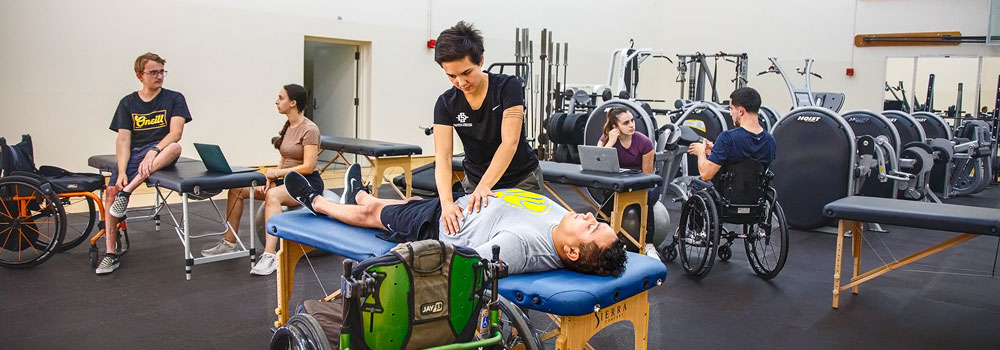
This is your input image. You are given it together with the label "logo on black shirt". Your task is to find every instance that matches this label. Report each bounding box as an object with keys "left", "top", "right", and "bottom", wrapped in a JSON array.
[
  {"left": 455, "top": 112, "right": 472, "bottom": 127},
  {"left": 133, "top": 110, "right": 168, "bottom": 131}
]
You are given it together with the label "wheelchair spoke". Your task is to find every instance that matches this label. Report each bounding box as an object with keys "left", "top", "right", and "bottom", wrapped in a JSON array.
[
  {"left": 744, "top": 205, "right": 788, "bottom": 280},
  {"left": 20, "top": 222, "right": 52, "bottom": 242},
  {"left": 1, "top": 226, "right": 12, "bottom": 247},
  {"left": 18, "top": 227, "right": 38, "bottom": 255},
  {"left": 0, "top": 199, "right": 12, "bottom": 219}
]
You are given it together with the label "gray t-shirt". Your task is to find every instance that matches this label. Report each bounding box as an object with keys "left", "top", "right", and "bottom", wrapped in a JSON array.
[{"left": 437, "top": 189, "right": 566, "bottom": 274}]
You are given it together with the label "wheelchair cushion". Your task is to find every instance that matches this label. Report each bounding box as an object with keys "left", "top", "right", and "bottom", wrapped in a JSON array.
[
  {"left": 823, "top": 196, "right": 1000, "bottom": 236},
  {"left": 37, "top": 166, "right": 105, "bottom": 193},
  {"left": 497, "top": 252, "right": 667, "bottom": 316}
]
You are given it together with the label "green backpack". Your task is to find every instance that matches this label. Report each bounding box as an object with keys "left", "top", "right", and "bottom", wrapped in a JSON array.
[{"left": 341, "top": 240, "right": 489, "bottom": 350}]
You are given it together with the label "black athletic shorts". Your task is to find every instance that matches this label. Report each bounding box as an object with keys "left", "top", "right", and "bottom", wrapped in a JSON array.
[{"left": 375, "top": 192, "right": 464, "bottom": 243}]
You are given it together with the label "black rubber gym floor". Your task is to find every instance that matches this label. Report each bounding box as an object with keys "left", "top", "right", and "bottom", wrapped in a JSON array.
[{"left": 2, "top": 184, "right": 999, "bottom": 349}]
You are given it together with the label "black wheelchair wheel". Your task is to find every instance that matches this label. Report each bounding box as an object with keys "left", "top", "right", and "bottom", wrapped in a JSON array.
[
  {"left": 268, "top": 313, "right": 332, "bottom": 350},
  {"left": 677, "top": 192, "right": 719, "bottom": 279},
  {"left": 744, "top": 203, "right": 789, "bottom": 280},
  {"left": 89, "top": 245, "right": 99, "bottom": 268},
  {"left": 718, "top": 244, "right": 732, "bottom": 262},
  {"left": 56, "top": 195, "right": 97, "bottom": 252},
  {"left": 659, "top": 243, "right": 678, "bottom": 262},
  {"left": 495, "top": 296, "right": 542, "bottom": 350},
  {"left": 0, "top": 176, "right": 66, "bottom": 268}
]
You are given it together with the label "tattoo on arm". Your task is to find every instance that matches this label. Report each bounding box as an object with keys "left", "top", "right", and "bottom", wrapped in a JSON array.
[{"left": 502, "top": 106, "right": 524, "bottom": 120}]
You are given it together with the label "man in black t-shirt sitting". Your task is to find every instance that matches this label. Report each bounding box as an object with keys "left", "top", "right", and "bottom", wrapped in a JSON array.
[
  {"left": 432, "top": 21, "right": 542, "bottom": 236},
  {"left": 97, "top": 52, "right": 192, "bottom": 275}
]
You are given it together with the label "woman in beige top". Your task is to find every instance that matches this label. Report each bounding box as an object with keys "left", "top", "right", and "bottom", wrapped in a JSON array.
[{"left": 201, "top": 84, "right": 322, "bottom": 276}]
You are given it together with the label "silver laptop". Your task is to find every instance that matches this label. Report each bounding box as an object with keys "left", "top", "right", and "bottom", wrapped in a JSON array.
[
  {"left": 193, "top": 143, "right": 257, "bottom": 173},
  {"left": 578, "top": 145, "right": 623, "bottom": 173}
]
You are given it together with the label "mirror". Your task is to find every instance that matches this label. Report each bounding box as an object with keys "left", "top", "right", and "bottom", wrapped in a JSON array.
[
  {"left": 883, "top": 57, "right": 915, "bottom": 112},
  {"left": 980, "top": 57, "right": 1000, "bottom": 115},
  {"left": 990, "top": 0, "right": 1000, "bottom": 44},
  {"left": 884, "top": 56, "right": 990, "bottom": 128}
]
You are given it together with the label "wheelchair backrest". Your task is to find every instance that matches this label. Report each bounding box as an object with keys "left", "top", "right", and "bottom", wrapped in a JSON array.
[
  {"left": 343, "top": 240, "right": 488, "bottom": 350},
  {"left": 0, "top": 135, "right": 36, "bottom": 177},
  {"left": 715, "top": 159, "right": 769, "bottom": 205},
  {"left": 714, "top": 159, "right": 772, "bottom": 222}
]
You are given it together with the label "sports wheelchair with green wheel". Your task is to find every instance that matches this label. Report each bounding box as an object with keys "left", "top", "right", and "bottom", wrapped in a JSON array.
[
  {"left": 269, "top": 241, "right": 540, "bottom": 350},
  {"left": 0, "top": 135, "right": 116, "bottom": 268},
  {"left": 660, "top": 159, "right": 788, "bottom": 280}
]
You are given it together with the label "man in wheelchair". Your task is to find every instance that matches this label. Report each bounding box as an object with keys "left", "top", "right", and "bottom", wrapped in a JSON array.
[
  {"left": 674, "top": 87, "right": 786, "bottom": 279},
  {"left": 283, "top": 165, "right": 628, "bottom": 277},
  {"left": 687, "top": 87, "right": 776, "bottom": 182}
]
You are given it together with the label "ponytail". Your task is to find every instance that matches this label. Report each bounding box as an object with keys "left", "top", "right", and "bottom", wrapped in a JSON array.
[
  {"left": 602, "top": 107, "right": 629, "bottom": 142},
  {"left": 273, "top": 121, "right": 290, "bottom": 149}
]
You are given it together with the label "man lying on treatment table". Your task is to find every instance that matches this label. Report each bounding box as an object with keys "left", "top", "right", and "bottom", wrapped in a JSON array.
[{"left": 282, "top": 164, "right": 627, "bottom": 277}]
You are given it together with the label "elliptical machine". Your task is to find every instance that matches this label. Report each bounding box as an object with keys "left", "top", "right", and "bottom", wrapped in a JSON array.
[{"left": 758, "top": 57, "right": 845, "bottom": 112}]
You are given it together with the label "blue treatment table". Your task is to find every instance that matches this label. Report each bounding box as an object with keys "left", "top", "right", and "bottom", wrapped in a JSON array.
[{"left": 267, "top": 209, "right": 667, "bottom": 350}]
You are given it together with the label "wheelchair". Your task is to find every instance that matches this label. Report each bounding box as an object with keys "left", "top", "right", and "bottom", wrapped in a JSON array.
[
  {"left": 660, "top": 159, "right": 789, "bottom": 280},
  {"left": 270, "top": 243, "right": 541, "bottom": 350},
  {"left": 0, "top": 134, "right": 124, "bottom": 268}
]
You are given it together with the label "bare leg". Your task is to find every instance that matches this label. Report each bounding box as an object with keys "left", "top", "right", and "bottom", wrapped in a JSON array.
[
  {"left": 354, "top": 190, "right": 413, "bottom": 206},
  {"left": 312, "top": 194, "right": 388, "bottom": 231},
  {"left": 223, "top": 187, "right": 265, "bottom": 243},
  {"left": 105, "top": 143, "right": 184, "bottom": 252},
  {"left": 262, "top": 185, "right": 307, "bottom": 254},
  {"left": 122, "top": 143, "right": 182, "bottom": 193},
  {"left": 103, "top": 186, "right": 120, "bottom": 253}
]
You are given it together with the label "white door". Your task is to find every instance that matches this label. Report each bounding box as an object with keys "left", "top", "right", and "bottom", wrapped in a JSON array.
[{"left": 307, "top": 41, "right": 359, "bottom": 164}]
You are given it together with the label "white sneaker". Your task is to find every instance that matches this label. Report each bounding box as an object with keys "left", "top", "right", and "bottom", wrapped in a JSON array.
[
  {"left": 95, "top": 254, "right": 120, "bottom": 275},
  {"left": 644, "top": 244, "right": 661, "bottom": 261},
  {"left": 250, "top": 252, "right": 277, "bottom": 276},
  {"left": 201, "top": 239, "right": 237, "bottom": 257},
  {"left": 108, "top": 192, "right": 131, "bottom": 219}
]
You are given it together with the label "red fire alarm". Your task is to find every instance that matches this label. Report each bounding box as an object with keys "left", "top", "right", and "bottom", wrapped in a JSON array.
[
  {"left": 846, "top": 68, "right": 855, "bottom": 76},
  {"left": 426, "top": 39, "right": 436, "bottom": 49}
]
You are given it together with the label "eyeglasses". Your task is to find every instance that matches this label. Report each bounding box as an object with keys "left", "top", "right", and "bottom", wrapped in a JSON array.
[{"left": 143, "top": 70, "right": 168, "bottom": 77}]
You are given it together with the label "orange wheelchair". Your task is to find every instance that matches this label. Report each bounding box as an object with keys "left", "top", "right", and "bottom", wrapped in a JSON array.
[{"left": 0, "top": 135, "right": 127, "bottom": 268}]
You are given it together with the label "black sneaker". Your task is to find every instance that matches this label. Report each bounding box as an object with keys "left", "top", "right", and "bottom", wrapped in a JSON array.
[
  {"left": 341, "top": 163, "right": 370, "bottom": 205},
  {"left": 284, "top": 171, "right": 320, "bottom": 215},
  {"left": 108, "top": 191, "right": 131, "bottom": 219}
]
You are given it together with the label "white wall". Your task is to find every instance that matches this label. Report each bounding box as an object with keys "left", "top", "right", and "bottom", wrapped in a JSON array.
[
  {"left": 2, "top": 0, "right": 1000, "bottom": 171},
  {"left": 0, "top": 0, "right": 670, "bottom": 171}
]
